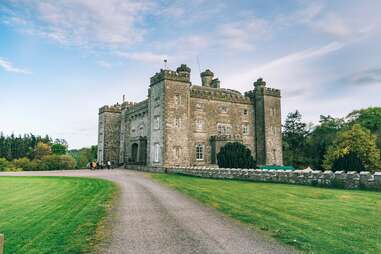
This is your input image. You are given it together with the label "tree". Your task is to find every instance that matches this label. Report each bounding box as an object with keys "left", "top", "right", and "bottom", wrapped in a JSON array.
[
  {"left": 323, "top": 124, "right": 380, "bottom": 172},
  {"left": 347, "top": 107, "right": 381, "bottom": 151},
  {"left": 306, "top": 115, "right": 345, "bottom": 170},
  {"left": 283, "top": 110, "right": 310, "bottom": 168},
  {"left": 217, "top": 142, "right": 256, "bottom": 169},
  {"left": 34, "top": 142, "right": 51, "bottom": 159},
  {"left": 51, "top": 143, "right": 68, "bottom": 155}
]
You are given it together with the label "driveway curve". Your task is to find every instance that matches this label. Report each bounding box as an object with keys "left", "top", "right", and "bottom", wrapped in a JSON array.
[{"left": 0, "top": 169, "right": 296, "bottom": 254}]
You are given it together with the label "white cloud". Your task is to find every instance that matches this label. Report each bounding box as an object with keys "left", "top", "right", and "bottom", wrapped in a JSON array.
[
  {"left": 96, "top": 60, "right": 113, "bottom": 69},
  {"left": 115, "top": 51, "right": 168, "bottom": 64},
  {"left": 3, "top": 0, "right": 153, "bottom": 47},
  {"left": 225, "top": 41, "right": 344, "bottom": 90},
  {"left": 0, "top": 57, "right": 31, "bottom": 74},
  {"left": 217, "top": 17, "right": 269, "bottom": 51}
]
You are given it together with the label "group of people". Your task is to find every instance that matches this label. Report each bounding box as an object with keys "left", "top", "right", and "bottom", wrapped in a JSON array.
[{"left": 89, "top": 161, "right": 112, "bottom": 170}]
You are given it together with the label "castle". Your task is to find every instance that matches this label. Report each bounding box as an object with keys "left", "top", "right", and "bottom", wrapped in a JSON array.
[{"left": 97, "top": 64, "right": 283, "bottom": 168}]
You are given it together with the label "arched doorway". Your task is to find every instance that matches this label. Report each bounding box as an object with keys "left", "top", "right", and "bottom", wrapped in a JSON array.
[{"left": 131, "top": 143, "right": 139, "bottom": 163}]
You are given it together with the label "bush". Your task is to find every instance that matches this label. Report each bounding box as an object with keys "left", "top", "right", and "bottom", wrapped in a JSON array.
[
  {"left": 40, "top": 155, "right": 77, "bottom": 170},
  {"left": 217, "top": 142, "right": 256, "bottom": 169},
  {"left": 0, "top": 157, "right": 22, "bottom": 172},
  {"left": 12, "top": 157, "right": 31, "bottom": 171}
]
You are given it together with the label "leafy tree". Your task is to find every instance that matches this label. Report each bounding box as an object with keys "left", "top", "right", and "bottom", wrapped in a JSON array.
[
  {"left": 217, "top": 142, "right": 256, "bottom": 169},
  {"left": 34, "top": 142, "right": 52, "bottom": 159},
  {"left": 323, "top": 124, "right": 380, "bottom": 172},
  {"left": 68, "top": 146, "right": 97, "bottom": 168},
  {"left": 283, "top": 110, "right": 310, "bottom": 168},
  {"left": 306, "top": 115, "right": 345, "bottom": 170},
  {"left": 51, "top": 143, "right": 68, "bottom": 155},
  {"left": 40, "top": 155, "right": 76, "bottom": 170},
  {"left": 347, "top": 107, "right": 381, "bottom": 151}
]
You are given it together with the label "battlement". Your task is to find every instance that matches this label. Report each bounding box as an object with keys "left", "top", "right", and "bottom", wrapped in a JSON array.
[
  {"left": 150, "top": 65, "right": 191, "bottom": 86},
  {"left": 190, "top": 85, "right": 252, "bottom": 104},
  {"left": 126, "top": 99, "right": 148, "bottom": 113},
  {"left": 258, "top": 86, "right": 281, "bottom": 97},
  {"left": 99, "top": 104, "right": 122, "bottom": 114},
  {"left": 121, "top": 101, "right": 136, "bottom": 110}
]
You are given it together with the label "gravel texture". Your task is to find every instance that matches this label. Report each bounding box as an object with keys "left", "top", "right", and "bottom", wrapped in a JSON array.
[{"left": 0, "top": 169, "right": 296, "bottom": 254}]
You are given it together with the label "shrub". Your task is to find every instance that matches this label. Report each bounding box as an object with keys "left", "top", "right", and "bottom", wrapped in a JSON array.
[
  {"left": 12, "top": 157, "right": 31, "bottom": 171},
  {"left": 217, "top": 142, "right": 256, "bottom": 169},
  {"left": 40, "top": 155, "right": 77, "bottom": 170},
  {"left": 0, "top": 157, "right": 22, "bottom": 172}
]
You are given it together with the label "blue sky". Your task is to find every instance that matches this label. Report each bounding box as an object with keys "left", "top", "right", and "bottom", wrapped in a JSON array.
[{"left": 0, "top": 0, "right": 380, "bottom": 148}]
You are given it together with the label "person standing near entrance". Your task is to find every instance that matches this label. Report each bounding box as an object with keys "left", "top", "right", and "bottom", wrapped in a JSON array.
[{"left": 107, "top": 161, "right": 111, "bottom": 169}]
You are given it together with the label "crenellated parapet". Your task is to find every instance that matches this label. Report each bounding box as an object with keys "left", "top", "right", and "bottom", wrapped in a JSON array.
[
  {"left": 150, "top": 68, "right": 191, "bottom": 86},
  {"left": 126, "top": 99, "right": 148, "bottom": 114},
  {"left": 99, "top": 104, "right": 122, "bottom": 114},
  {"left": 190, "top": 86, "right": 252, "bottom": 104}
]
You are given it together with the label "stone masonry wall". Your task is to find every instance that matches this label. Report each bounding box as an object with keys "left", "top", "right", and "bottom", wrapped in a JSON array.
[{"left": 128, "top": 166, "right": 381, "bottom": 191}]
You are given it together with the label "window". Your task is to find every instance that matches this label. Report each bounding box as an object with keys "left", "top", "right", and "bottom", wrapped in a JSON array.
[
  {"left": 139, "top": 126, "right": 144, "bottom": 136},
  {"left": 131, "top": 129, "right": 136, "bottom": 135},
  {"left": 243, "top": 109, "right": 248, "bottom": 115},
  {"left": 195, "top": 103, "right": 204, "bottom": 111},
  {"left": 196, "top": 144, "right": 204, "bottom": 160},
  {"left": 196, "top": 119, "right": 203, "bottom": 130},
  {"left": 220, "top": 106, "right": 228, "bottom": 113},
  {"left": 175, "top": 117, "right": 182, "bottom": 128},
  {"left": 174, "top": 147, "right": 181, "bottom": 158},
  {"left": 175, "top": 94, "right": 181, "bottom": 105},
  {"left": 217, "top": 123, "right": 232, "bottom": 135},
  {"left": 154, "top": 143, "right": 160, "bottom": 162},
  {"left": 243, "top": 124, "right": 249, "bottom": 135},
  {"left": 154, "top": 116, "right": 160, "bottom": 130}
]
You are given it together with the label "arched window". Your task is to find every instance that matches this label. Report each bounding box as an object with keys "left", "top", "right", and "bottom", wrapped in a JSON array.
[{"left": 196, "top": 144, "right": 204, "bottom": 160}]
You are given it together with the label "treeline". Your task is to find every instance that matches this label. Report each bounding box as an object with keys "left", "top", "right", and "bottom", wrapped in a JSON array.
[
  {"left": 283, "top": 107, "right": 381, "bottom": 172},
  {"left": 0, "top": 133, "right": 97, "bottom": 171}
]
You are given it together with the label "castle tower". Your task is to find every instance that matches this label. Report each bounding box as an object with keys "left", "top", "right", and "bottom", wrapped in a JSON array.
[
  {"left": 252, "top": 78, "right": 283, "bottom": 165},
  {"left": 148, "top": 64, "right": 192, "bottom": 167},
  {"left": 98, "top": 104, "right": 121, "bottom": 165}
]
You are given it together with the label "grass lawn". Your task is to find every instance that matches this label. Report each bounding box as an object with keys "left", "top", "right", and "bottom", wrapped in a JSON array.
[
  {"left": 152, "top": 173, "right": 381, "bottom": 254},
  {"left": 0, "top": 176, "right": 117, "bottom": 254}
]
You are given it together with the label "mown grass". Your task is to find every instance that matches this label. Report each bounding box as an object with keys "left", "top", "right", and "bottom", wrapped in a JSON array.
[
  {"left": 152, "top": 173, "right": 381, "bottom": 254},
  {"left": 0, "top": 177, "right": 117, "bottom": 254}
]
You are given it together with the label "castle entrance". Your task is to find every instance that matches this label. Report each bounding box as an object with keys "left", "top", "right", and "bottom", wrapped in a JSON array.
[{"left": 131, "top": 143, "right": 139, "bottom": 163}]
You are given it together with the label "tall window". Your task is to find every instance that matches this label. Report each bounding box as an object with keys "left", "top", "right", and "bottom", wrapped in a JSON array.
[
  {"left": 174, "top": 147, "right": 181, "bottom": 158},
  {"left": 175, "top": 117, "right": 182, "bottom": 128},
  {"left": 196, "top": 144, "right": 204, "bottom": 160},
  {"left": 243, "top": 109, "right": 248, "bottom": 116},
  {"left": 243, "top": 124, "right": 249, "bottom": 135},
  {"left": 196, "top": 119, "right": 203, "bottom": 131},
  {"left": 175, "top": 94, "right": 181, "bottom": 105},
  {"left": 154, "top": 143, "right": 160, "bottom": 162},
  {"left": 154, "top": 116, "right": 160, "bottom": 130}
]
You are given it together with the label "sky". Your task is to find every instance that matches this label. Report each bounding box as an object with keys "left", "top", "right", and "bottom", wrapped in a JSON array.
[{"left": 0, "top": 0, "right": 380, "bottom": 149}]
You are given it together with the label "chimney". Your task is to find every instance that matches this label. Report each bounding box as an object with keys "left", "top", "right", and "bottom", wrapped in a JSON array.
[{"left": 201, "top": 69, "right": 214, "bottom": 87}]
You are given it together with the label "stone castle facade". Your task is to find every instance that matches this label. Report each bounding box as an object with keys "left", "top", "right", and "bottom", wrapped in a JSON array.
[{"left": 97, "top": 64, "right": 283, "bottom": 167}]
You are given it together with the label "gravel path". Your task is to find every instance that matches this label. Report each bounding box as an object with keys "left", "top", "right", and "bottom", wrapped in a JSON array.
[{"left": 0, "top": 169, "right": 296, "bottom": 254}]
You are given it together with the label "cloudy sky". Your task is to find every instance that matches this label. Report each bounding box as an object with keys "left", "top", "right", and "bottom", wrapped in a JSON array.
[{"left": 0, "top": 0, "right": 380, "bottom": 149}]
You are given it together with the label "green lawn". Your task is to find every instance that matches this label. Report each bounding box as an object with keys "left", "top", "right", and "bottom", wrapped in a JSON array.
[
  {"left": 0, "top": 177, "right": 116, "bottom": 254},
  {"left": 152, "top": 173, "right": 381, "bottom": 254}
]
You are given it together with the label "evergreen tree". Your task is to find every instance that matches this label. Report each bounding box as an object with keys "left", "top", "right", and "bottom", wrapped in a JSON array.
[
  {"left": 282, "top": 110, "right": 310, "bottom": 168},
  {"left": 217, "top": 142, "right": 256, "bottom": 169}
]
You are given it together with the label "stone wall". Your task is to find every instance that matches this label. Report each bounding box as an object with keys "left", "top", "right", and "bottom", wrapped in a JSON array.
[{"left": 128, "top": 166, "right": 381, "bottom": 191}]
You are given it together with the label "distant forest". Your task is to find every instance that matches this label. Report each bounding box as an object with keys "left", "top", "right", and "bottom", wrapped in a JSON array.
[{"left": 0, "top": 133, "right": 97, "bottom": 171}]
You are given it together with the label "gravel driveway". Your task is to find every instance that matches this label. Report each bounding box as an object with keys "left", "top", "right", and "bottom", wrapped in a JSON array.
[{"left": 0, "top": 169, "right": 296, "bottom": 254}]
